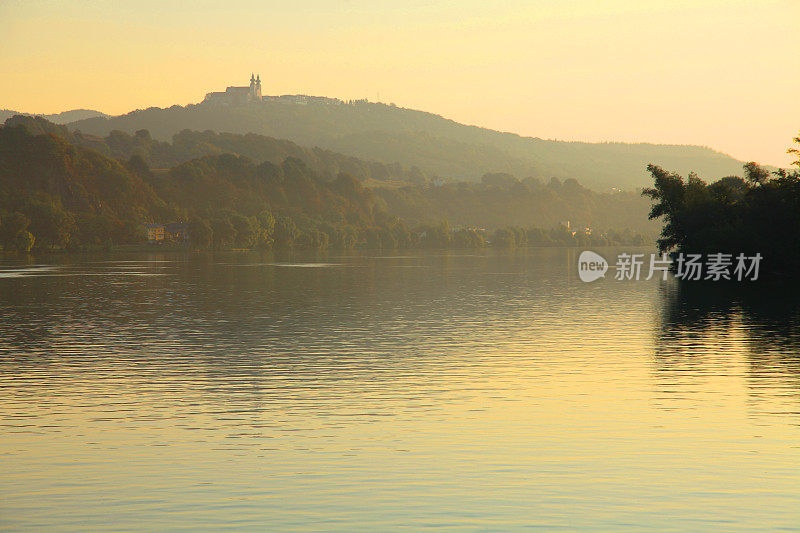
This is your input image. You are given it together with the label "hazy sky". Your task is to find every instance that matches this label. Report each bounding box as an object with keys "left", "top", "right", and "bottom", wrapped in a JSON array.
[{"left": 1, "top": 0, "right": 798, "bottom": 166}]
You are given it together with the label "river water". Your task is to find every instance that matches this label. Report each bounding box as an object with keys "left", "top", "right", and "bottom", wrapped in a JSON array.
[{"left": 1, "top": 248, "right": 798, "bottom": 530}]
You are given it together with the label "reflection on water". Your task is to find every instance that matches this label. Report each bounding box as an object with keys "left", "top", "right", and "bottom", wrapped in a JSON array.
[
  {"left": 657, "top": 282, "right": 800, "bottom": 420},
  {"left": 0, "top": 249, "right": 798, "bottom": 530}
]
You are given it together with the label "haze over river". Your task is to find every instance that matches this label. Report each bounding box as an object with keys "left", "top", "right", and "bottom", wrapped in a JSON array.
[{"left": 1, "top": 248, "right": 798, "bottom": 530}]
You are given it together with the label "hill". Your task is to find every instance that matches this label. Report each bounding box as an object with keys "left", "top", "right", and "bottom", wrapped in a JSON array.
[
  {"left": 0, "top": 116, "right": 658, "bottom": 251},
  {"left": 64, "top": 98, "right": 751, "bottom": 190},
  {"left": 3, "top": 114, "right": 426, "bottom": 183},
  {"left": 0, "top": 108, "right": 108, "bottom": 125}
]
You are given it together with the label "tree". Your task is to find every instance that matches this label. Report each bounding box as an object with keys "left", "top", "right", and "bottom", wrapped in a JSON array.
[
  {"left": 13, "top": 230, "right": 35, "bottom": 253},
  {"left": 481, "top": 172, "right": 518, "bottom": 188},
  {"left": 273, "top": 215, "right": 299, "bottom": 249},
  {"left": 453, "top": 228, "right": 486, "bottom": 248},
  {"left": 0, "top": 212, "right": 30, "bottom": 250},
  {"left": 363, "top": 228, "right": 382, "bottom": 249},
  {"left": 492, "top": 228, "right": 516, "bottom": 248},
  {"left": 255, "top": 210, "right": 275, "bottom": 248},
  {"left": 641, "top": 165, "right": 687, "bottom": 253},
  {"left": 210, "top": 217, "right": 235, "bottom": 249},
  {"left": 420, "top": 221, "right": 451, "bottom": 248},
  {"left": 230, "top": 214, "right": 257, "bottom": 248},
  {"left": 743, "top": 162, "right": 770, "bottom": 186},
  {"left": 126, "top": 154, "right": 152, "bottom": 178},
  {"left": 642, "top": 152, "right": 800, "bottom": 277},
  {"left": 188, "top": 218, "right": 213, "bottom": 249},
  {"left": 74, "top": 213, "right": 115, "bottom": 247},
  {"left": 789, "top": 131, "right": 800, "bottom": 168},
  {"left": 298, "top": 229, "right": 330, "bottom": 249},
  {"left": 708, "top": 176, "right": 748, "bottom": 204}
]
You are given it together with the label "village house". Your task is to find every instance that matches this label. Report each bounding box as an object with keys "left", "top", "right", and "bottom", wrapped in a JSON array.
[{"left": 144, "top": 223, "right": 165, "bottom": 243}]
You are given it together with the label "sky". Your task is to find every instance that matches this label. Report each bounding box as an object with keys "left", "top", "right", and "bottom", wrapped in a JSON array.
[{"left": 1, "top": 0, "right": 798, "bottom": 167}]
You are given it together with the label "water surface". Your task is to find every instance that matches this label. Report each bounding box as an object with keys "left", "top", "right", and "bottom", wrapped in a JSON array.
[{"left": 1, "top": 249, "right": 798, "bottom": 530}]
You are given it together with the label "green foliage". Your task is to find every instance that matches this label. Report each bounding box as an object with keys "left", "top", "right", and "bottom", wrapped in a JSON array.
[
  {"left": 255, "top": 210, "right": 275, "bottom": 248},
  {"left": 1, "top": 116, "right": 656, "bottom": 252},
  {"left": 3, "top": 114, "right": 428, "bottom": 185},
  {"left": 74, "top": 213, "right": 115, "bottom": 247},
  {"left": 230, "top": 214, "right": 258, "bottom": 248},
  {"left": 273, "top": 215, "right": 299, "bottom": 249},
  {"left": 788, "top": 131, "right": 800, "bottom": 168},
  {"left": 0, "top": 212, "right": 30, "bottom": 250},
  {"left": 297, "top": 228, "right": 330, "bottom": 250},
  {"left": 643, "top": 159, "right": 800, "bottom": 275},
  {"left": 452, "top": 228, "right": 486, "bottom": 248},
  {"left": 188, "top": 218, "right": 213, "bottom": 248},
  {"left": 210, "top": 217, "right": 235, "bottom": 250},
  {"left": 13, "top": 230, "right": 35, "bottom": 252},
  {"left": 492, "top": 228, "right": 516, "bottom": 248},
  {"left": 61, "top": 99, "right": 761, "bottom": 190},
  {"left": 744, "top": 162, "right": 770, "bottom": 186},
  {"left": 23, "top": 196, "right": 75, "bottom": 249},
  {"left": 418, "top": 221, "right": 452, "bottom": 248},
  {"left": 374, "top": 175, "right": 657, "bottom": 232},
  {"left": 0, "top": 121, "right": 162, "bottom": 250}
]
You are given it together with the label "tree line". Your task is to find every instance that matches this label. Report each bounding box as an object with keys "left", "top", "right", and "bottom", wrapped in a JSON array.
[
  {"left": 62, "top": 96, "right": 753, "bottom": 190},
  {"left": 1, "top": 116, "right": 654, "bottom": 252},
  {"left": 643, "top": 131, "right": 800, "bottom": 277}
]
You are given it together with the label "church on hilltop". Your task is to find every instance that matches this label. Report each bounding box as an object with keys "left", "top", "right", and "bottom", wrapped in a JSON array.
[
  {"left": 203, "top": 74, "right": 262, "bottom": 106},
  {"left": 202, "top": 74, "right": 348, "bottom": 106}
]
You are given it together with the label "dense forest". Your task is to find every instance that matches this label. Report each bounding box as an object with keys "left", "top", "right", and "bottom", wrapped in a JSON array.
[
  {"left": 0, "top": 115, "right": 657, "bottom": 252},
  {"left": 3, "top": 115, "right": 427, "bottom": 184},
  {"left": 63, "top": 99, "right": 755, "bottom": 190},
  {"left": 643, "top": 132, "right": 800, "bottom": 277}
]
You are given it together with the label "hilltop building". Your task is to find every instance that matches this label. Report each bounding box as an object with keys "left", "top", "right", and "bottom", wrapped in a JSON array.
[
  {"left": 204, "top": 74, "right": 262, "bottom": 106},
  {"left": 202, "top": 75, "right": 348, "bottom": 107}
]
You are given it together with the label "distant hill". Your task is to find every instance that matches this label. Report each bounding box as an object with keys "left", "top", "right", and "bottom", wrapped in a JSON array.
[
  {"left": 3, "top": 114, "right": 425, "bottom": 184},
  {"left": 0, "top": 115, "right": 659, "bottom": 252},
  {"left": 0, "top": 108, "right": 108, "bottom": 125},
  {"left": 64, "top": 99, "right": 752, "bottom": 190}
]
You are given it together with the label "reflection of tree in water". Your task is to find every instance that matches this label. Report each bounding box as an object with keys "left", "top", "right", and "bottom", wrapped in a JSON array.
[{"left": 655, "top": 281, "right": 800, "bottom": 409}]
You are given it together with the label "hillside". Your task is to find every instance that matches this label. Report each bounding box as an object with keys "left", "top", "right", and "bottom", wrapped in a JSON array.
[
  {"left": 64, "top": 98, "right": 751, "bottom": 190},
  {"left": 0, "top": 108, "right": 108, "bottom": 124},
  {"left": 4, "top": 115, "right": 658, "bottom": 232},
  {"left": 3, "top": 115, "right": 425, "bottom": 183},
  {"left": 0, "top": 117, "right": 658, "bottom": 251}
]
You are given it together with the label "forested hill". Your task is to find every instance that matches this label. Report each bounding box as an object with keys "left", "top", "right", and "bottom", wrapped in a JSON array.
[
  {"left": 0, "top": 116, "right": 658, "bottom": 251},
  {"left": 4, "top": 115, "right": 425, "bottom": 184},
  {"left": 64, "top": 99, "right": 749, "bottom": 190},
  {"left": 0, "top": 108, "right": 108, "bottom": 124}
]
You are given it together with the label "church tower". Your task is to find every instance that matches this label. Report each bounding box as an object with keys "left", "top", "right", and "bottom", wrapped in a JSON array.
[{"left": 247, "top": 73, "right": 262, "bottom": 102}]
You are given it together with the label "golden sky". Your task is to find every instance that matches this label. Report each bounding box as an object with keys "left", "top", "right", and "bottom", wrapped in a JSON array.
[{"left": 1, "top": 0, "right": 798, "bottom": 167}]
